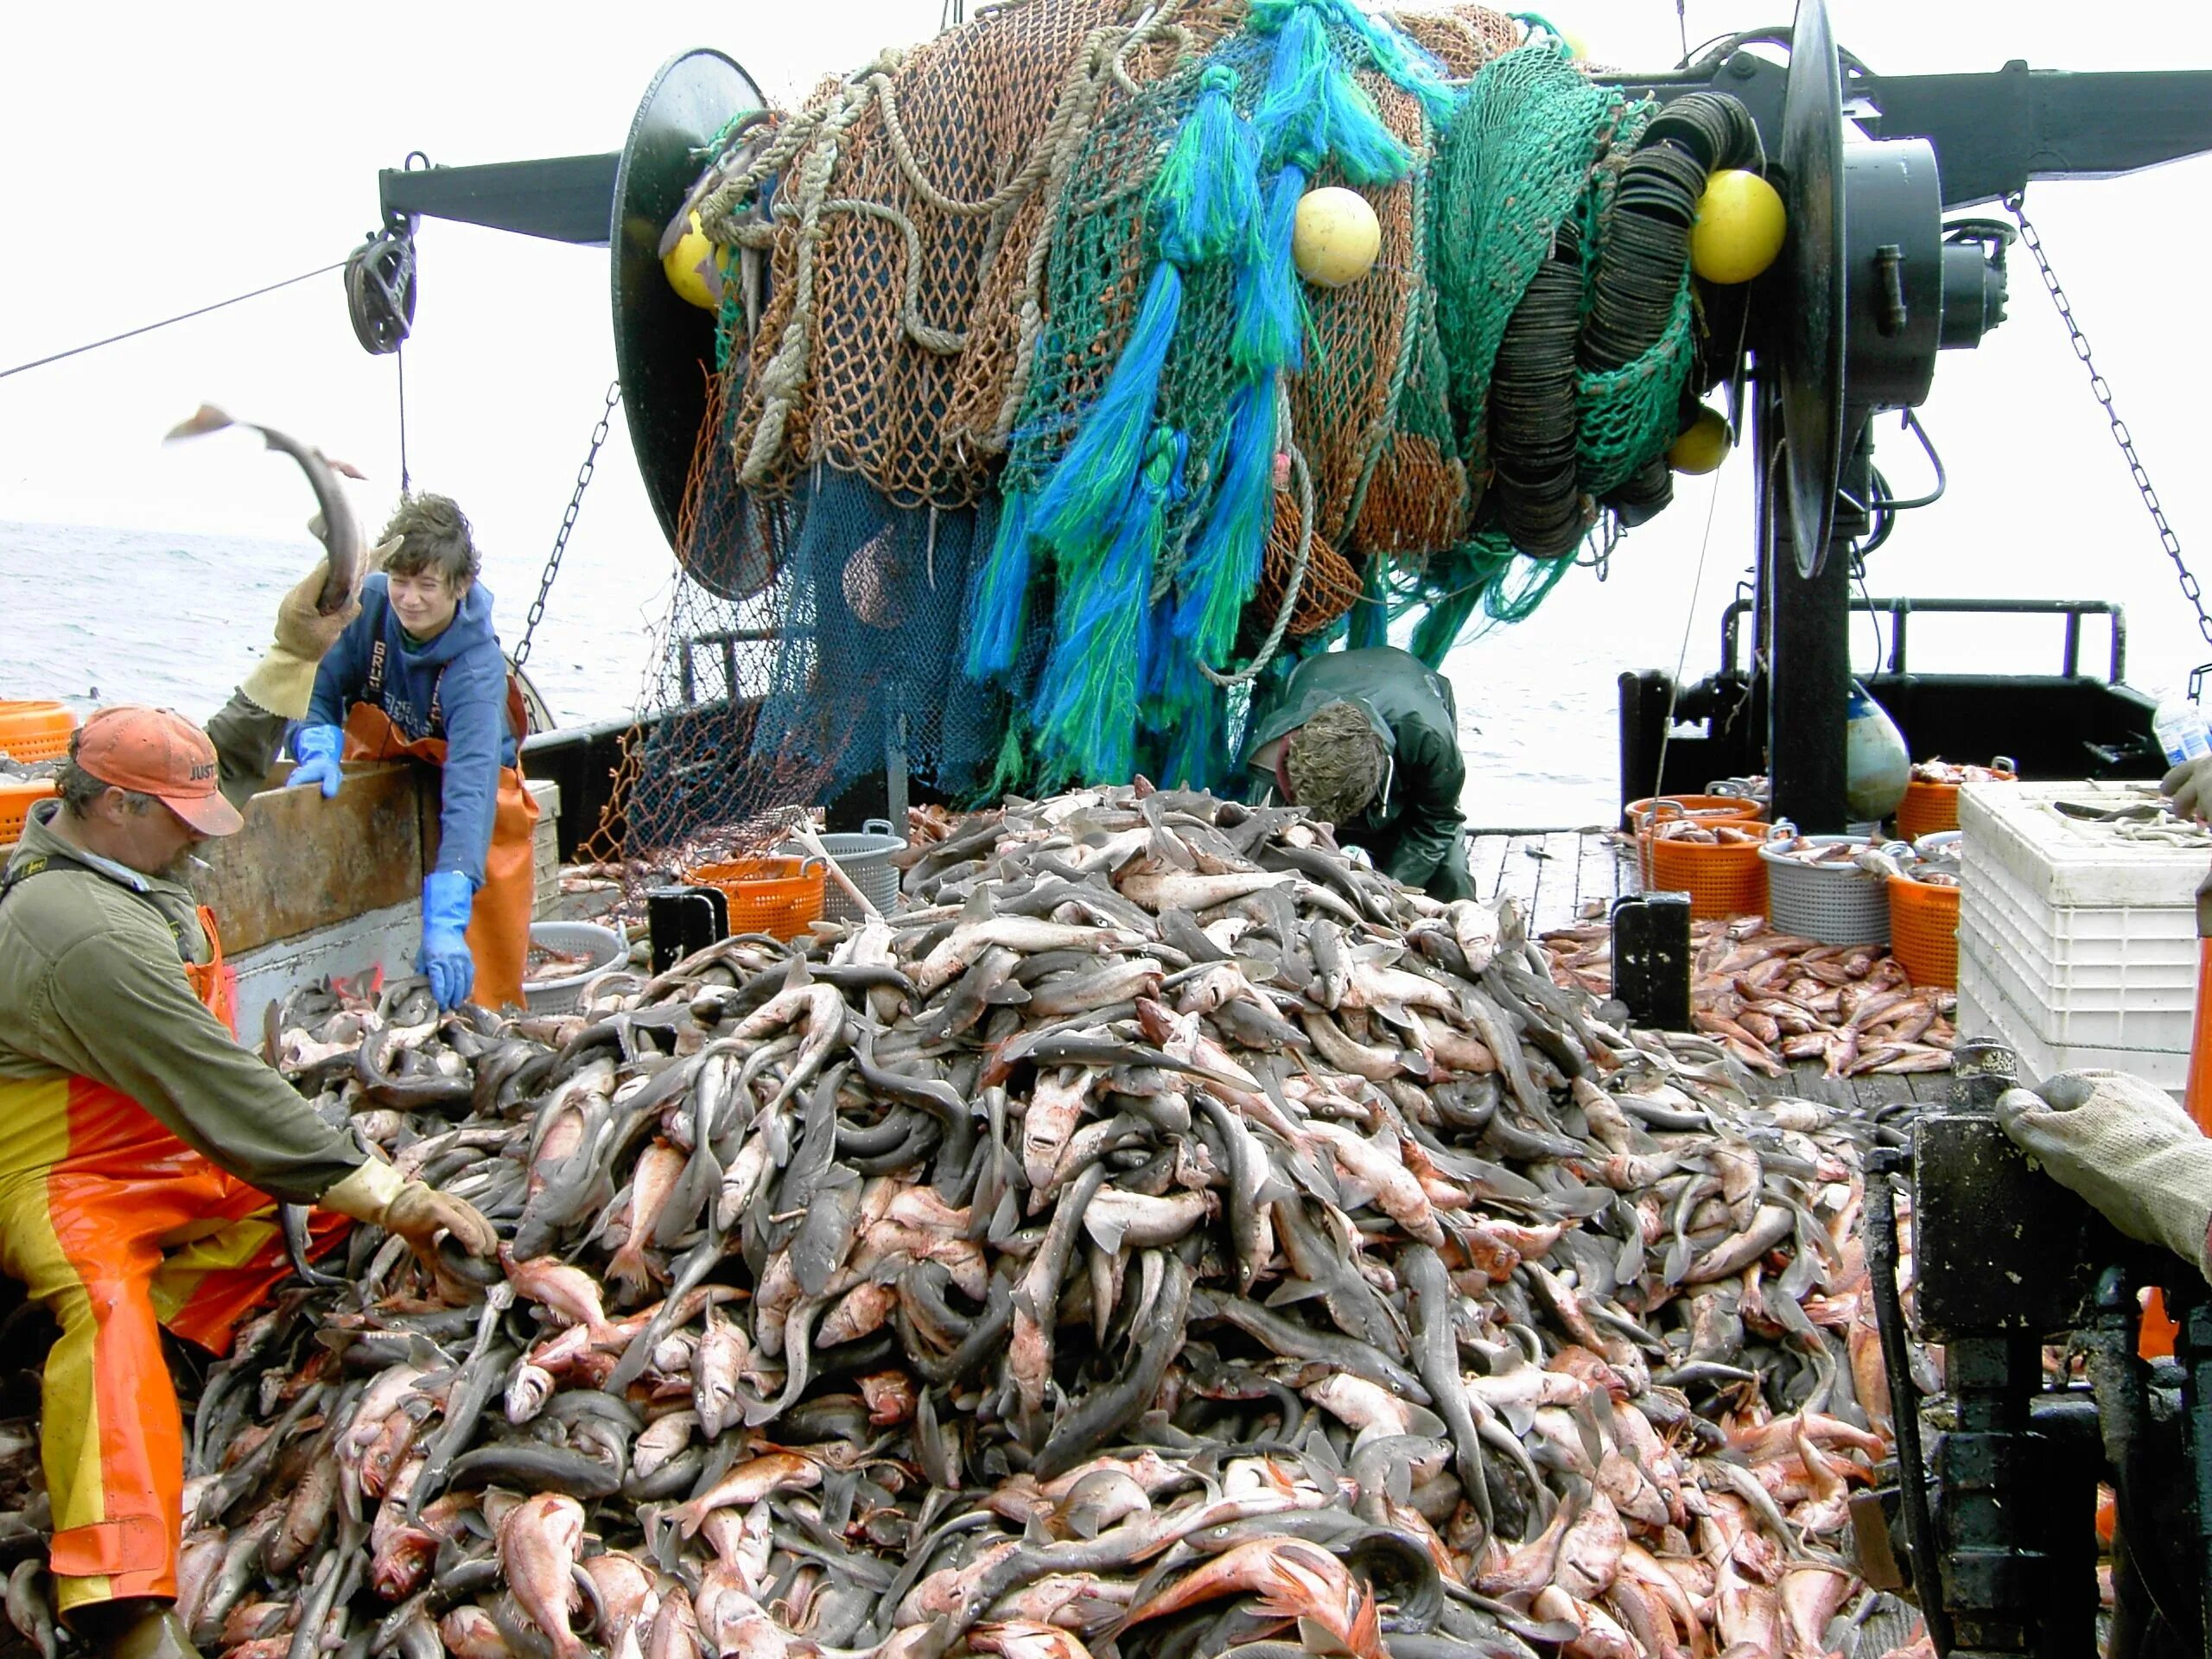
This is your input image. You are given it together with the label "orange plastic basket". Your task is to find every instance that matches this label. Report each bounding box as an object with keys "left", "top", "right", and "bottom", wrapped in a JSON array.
[
  {"left": 683, "top": 855, "right": 826, "bottom": 942},
  {"left": 1641, "top": 833, "right": 1769, "bottom": 921},
  {"left": 0, "top": 702, "right": 77, "bottom": 765},
  {"left": 1624, "top": 793, "right": 1764, "bottom": 835},
  {"left": 1897, "top": 767, "right": 2015, "bottom": 841},
  {"left": 1887, "top": 874, "right": 1960, "bottom": 988},
  {"left": 0, "top": 779, "right": 55, "bottom": 845}
]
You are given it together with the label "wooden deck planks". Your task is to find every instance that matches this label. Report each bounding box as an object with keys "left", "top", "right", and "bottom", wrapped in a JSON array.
[
  {"left": 1575, "top": 833, "right": 1630, "bottom": 923},
  {"left": 1466, "top": 831, "right": 1514, "bottom": 904}
]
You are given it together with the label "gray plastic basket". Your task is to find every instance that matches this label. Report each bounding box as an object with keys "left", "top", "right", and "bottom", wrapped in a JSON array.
[
  {"left": 522, "top": 921, "right": 627, "bottom": 1014},
  {"left": 1758, "top": 829, "right": 1892, "bottom": 946},
  {"left": 780, "top": 819, "right": 905, "bottom": 924}
]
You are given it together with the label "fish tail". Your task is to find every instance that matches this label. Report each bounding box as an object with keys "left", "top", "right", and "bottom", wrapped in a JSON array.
[{"left": 163, "top": 404, "right": 233, "bottom": 443}]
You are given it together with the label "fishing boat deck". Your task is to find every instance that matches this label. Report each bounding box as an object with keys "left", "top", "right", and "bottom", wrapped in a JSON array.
[{"left": 1467, "top": 826, "right": 1948, "bottom": 1115}]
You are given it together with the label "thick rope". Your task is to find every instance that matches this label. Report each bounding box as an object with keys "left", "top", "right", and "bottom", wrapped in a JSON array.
[
  {"left": 740, "top": 78, "right": 879, "bottom": 484},
  {"left": 1201, "top": 404, "right": 1314, "bottom": 690}
]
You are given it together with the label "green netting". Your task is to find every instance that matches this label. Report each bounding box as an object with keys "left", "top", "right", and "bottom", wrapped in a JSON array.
[
  {"left": 1427, "top": 41, "right": 1626, "bottom": 467},
  {"left": 1577, "top": 270, "right": 1695, "bottom": 495},
  {"left": 659, "top": 0, "right": 1723, "bottom": 820}
]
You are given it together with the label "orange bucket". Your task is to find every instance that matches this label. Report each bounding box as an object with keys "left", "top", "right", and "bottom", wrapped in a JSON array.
[
  {"left": 1897, "top": 763, "right": 2015, "bottom": 841},
  {"left": 683, "top": 855, "right": 826, "bottom": 942},
  {"left": 1641, "top": 834, "right": 1768, "bottom": 921},
  {"left": 1625, "top": 793, "right": 1764, "bottom": 835},
  {"left": 1886, "top": 874, "right": 1959, "bottom": 988},
  {"left": 0, "top": 702, "right": 77, "bottom": 765},
  {"left": 0, "top": 779, "right": 56, "bottom": 845}
]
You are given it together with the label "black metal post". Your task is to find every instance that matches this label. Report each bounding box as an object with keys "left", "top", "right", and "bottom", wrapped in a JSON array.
[
  {"left": 2173, "top": 1280, "right": 2212, "bottom": 1655},
  {"left": 1938, "top": 1334, "right": 2043, "bottom": 1655},
  {"left": 646, "top": 885, "right": 728, "bottom": 974},
  {"left": 1609, "top": 893, "right": 1692, "bottom": 1029},
  {"left": 1765, "top": 396, "right": 1870, "bottom": 832}
]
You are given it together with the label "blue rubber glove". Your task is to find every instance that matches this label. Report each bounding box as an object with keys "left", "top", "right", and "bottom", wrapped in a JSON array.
[
  {"left": 289, "top": 723, "right": 346, "bottom": 799},
  {"left": 418, "top": 870, "right": 478, "bottom": 1012}
]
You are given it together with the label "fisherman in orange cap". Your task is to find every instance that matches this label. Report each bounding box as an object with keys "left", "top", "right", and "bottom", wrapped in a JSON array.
[{"left": 0, "top": 708, "right": 495, "bottom": 1659}]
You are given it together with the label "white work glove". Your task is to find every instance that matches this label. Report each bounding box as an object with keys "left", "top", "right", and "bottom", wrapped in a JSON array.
[
  {"left": 321, "top": 1157, "right": 498, "bottom": 1261},
  {"left": 2164, "top": 755, "right": 2212, "bottom": 824},
  {"left": 1996, "top": 1068, "right": 2212, "bottom": 1281},
  {"left": 238, "top": 554, "right": 365, "bottom": 720}
]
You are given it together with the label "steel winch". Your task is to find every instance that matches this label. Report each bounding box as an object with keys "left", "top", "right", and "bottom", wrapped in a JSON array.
[{"left": 1858, "top": 1039, "right": 2212, "bottom": 1659}]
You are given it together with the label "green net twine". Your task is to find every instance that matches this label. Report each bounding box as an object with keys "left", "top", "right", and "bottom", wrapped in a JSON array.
[
  {"left": 1428, "top": 43, "right": 1620, "bottom": 466},
  {"left": 1576, "top": 271, "right": 1695, "bottom": 495}
]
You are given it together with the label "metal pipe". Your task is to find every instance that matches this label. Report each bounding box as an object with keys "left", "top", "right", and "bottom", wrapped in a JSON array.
[{"left": 1719, "top": 595, "right": 2127, "bottom": 680}]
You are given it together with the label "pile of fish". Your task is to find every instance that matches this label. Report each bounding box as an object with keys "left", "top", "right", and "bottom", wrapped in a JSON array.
[
  {"left": 1757, "top": 838, "right": 1881, "bottom": 871},
  {"left": 905, "top": 806, "right": 962, "bottom": 850},
  {"left": 1637, "top": 821, "right": 1760, "bottom": 849},
  {"left": 1542, "top": 918, "right": 1956, "bottom": 1082},
  {"left": 10, "top": 786, "right": 1921, "bottom": 1659},
  {"left": 1906, "top": 760, "right": 2012, "bottom": 786}
]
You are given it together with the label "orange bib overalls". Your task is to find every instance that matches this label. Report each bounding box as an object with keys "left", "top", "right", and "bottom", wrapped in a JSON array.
[
  {"left": 340, "top": 643, "right": 540, "bottom": 1010},
  {"left": 0, "top": 902, "right": 337, "bottom": 1615}
]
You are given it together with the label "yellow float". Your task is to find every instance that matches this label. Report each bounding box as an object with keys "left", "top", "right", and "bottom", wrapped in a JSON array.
[
  {"left": 663, "top": 212, "right": 726, "bottom": 311},
  {"left": 1668, "top": 406, "right": 1732, "bottom": 475},
  {"left": 1292, "top": 187, "right": 1382, "bottom": 288},
  {"left": 1690, "top": 169, "right": 1787, "bottom": 285}
]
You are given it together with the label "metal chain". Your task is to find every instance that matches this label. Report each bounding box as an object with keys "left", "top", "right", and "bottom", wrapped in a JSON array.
[
  {"left": 512, "top": 380, "right": 620, "bottom": 669},
  {"left": 2005, "top": 190, "right": 2212, "bottom": 654}
]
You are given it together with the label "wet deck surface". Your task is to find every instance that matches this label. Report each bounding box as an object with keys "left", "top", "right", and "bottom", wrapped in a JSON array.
[{"left": 1470, "top": 826, "right": 1952, "bottom": 1116}]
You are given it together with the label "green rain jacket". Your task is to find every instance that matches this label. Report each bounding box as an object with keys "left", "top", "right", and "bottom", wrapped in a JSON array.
[
  {"left": 1242, "top": 646, "right": 1475, "bottom": 900},
  {"left": 0, "top": 803, "right": 370, "bottom": 1203}
]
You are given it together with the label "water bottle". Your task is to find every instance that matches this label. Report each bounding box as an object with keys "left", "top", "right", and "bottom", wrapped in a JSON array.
[{"left": 2153, "top": 694, "right": 2211, "bottom": 766}]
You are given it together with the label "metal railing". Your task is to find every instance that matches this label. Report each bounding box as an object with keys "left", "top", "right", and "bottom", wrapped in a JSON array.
[
  {"left": 1719, "top": 596, "right": 2126, "bottom": 683},
  {"left": 676, "top": 629, "right": 778, "bottom": 708}
]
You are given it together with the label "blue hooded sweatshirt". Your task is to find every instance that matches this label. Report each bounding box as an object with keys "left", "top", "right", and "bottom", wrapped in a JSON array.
[{"left": 308, "top": 573, "right": 516, "bottom": 887}]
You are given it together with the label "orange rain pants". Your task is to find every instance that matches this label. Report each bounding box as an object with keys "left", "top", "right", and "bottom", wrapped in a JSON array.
[
  {"left": 342, "top": 702, "right": 540, "bottom": 1010},
  {"left": 0, "top": 913, "right": 344, "bottom": 1616}
]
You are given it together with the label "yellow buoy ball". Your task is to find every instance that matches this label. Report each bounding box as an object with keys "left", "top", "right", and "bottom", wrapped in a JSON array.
[
  {"left": 1668, "top": 406, "right": 1732, "bottom": 475},
  {"left": 1559, "top": 25, "right": 1590, "bottom": 60},
  {"left": 1690, "top": 169, "right": 1787, "bottom": 285},
  {"left": 663, "top": 212, "right": 723, "bottom": 311},
  {"left": 1292, "top": 187, "right": 1382, "bottom": 289}
]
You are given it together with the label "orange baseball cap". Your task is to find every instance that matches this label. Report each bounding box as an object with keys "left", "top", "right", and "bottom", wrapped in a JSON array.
[{"left": 73, "top": 706, "right": 245, "bottom": 837}]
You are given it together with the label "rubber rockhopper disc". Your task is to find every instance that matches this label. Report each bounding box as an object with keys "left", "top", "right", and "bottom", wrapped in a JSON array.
[{"left": 611, "top": 48, "right": 766, "bottom": 560}]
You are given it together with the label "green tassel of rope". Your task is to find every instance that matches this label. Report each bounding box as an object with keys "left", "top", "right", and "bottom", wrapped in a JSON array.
[
  {"left": 1036, "top": 428, "right": 1180, "bottom": 784},
  {"left": 1174, "top": 379, "right": 1278, "bottom": 667},
  {"left": 1031, "top": 66, "right": 1252, "bottom": 572},
  {"left": 1154, "top": 66, "right": 1260, "bottom": 269},
  {"left": 1248, "top": 0, "right": 1457, "bottom": 128},
  {"left": 964, "top": 490, "right": 1034, "bottom": 682}
]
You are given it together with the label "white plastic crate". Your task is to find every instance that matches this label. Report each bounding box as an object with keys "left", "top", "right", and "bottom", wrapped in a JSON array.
[
  {"left": 1955, "top": 779, "right": 2201, "bottom": 1066},
  {"left": 1959, "top": 948, "right": 2189, "bottom": 1095},
  {"left": 1958, "top": 780, "right": 2204, "bottom": 908},
  {"left": 1958, "top": 848, "right": 2196, "bottom": 1050}
]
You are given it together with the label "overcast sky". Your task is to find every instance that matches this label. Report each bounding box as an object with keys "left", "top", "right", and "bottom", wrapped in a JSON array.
[{"left": 6, "top": 1, "right": 2212, "bottom": 723}]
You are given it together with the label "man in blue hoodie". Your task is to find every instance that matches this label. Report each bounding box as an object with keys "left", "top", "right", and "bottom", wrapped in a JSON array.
[{"left": 290, "top": 495, "right": 538, "bottom": 1010}]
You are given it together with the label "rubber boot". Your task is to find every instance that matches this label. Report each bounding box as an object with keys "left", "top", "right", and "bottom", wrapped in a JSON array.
[{"left": 73, "top": 1600, "right": 204, "bottom": 1659}]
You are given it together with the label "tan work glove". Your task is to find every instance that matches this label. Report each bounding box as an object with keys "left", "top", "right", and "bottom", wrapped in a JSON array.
[
  {"left": 321, "top": 1157, "right": 498, "bottom": 1260},
  {"left": 237, "top": 537, "right": 393, "bottom": 720},
  {"left": 2165, "top": 755, "right": 2212, "bottom": 823},
  {"left": 1996, "top": 1068, "right": 2212, "bottom": 1281}
]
